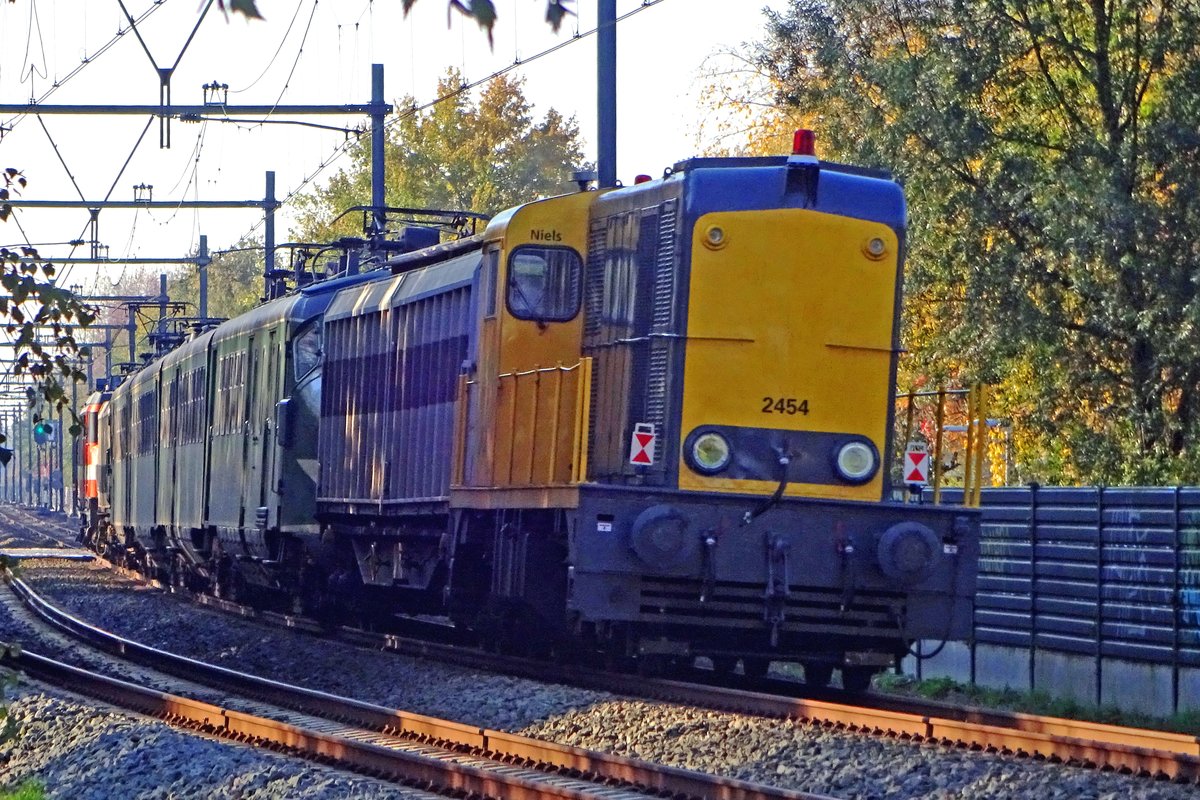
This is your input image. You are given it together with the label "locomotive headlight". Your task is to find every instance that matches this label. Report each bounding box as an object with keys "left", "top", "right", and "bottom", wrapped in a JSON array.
[
  {"left": 834, "top": 441, "right": 877, "bottom": 483},
  {"left": 688, "top": 431, "right": 732, "bottom": 474}
]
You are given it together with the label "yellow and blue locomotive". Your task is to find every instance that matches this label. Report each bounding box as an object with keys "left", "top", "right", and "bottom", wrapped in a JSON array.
[{"left": 84, "top": 135, "right": 978, "bottom": 688}]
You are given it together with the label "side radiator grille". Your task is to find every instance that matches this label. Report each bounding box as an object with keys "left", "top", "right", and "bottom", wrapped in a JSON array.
[
  {"left": 584, "top": 219, "right": 608, "bottom": 467},
  {"left": 645, "top": 199, "right": 678, "bottom": 431},
  {"left": 583, "top": 198, "right": 681, "bottom": 483}
]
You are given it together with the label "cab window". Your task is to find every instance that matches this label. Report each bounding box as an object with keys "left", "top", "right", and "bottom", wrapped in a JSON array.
[
  {"left": 506, "top": 246, "right": 581, "bottom": 322},
  {"left": 293, "top": 322, "right": 322, "bottom": 381}
]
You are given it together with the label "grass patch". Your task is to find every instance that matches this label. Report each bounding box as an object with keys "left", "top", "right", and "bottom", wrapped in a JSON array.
[
  {"left": 876, "top": 672, "right": 1200, "bottom": 736},
  {"left": 0, "top": 780, "right": 45, "bottom": 800}
]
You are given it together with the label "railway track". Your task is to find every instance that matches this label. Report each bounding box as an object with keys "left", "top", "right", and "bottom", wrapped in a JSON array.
[
  {"left": 0, "top": 571, "right": 825, "bottom": 800},
  {"left": 180, "top": 590, "right": 1200, "bottom": 783},
  {"left": 5, "top": 505, "right": 1200, "bottom": 786}
]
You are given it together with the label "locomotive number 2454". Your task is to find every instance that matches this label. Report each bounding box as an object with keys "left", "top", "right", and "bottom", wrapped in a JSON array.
[{"left": 761, "top": 397, "right": 809, "bottom": 415}]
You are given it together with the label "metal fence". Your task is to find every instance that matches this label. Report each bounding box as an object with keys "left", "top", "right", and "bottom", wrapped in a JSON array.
[{"left": 914, "top": 486, "right": 1200, "bottom": 714}]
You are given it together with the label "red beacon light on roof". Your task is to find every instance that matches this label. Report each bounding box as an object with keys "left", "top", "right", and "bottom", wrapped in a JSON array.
[
  {"left": 789, "top": 129, "right": 818, "bottom": 165},
  {"left": 634, "top": 174, "right": 653, "bottom": 185}
]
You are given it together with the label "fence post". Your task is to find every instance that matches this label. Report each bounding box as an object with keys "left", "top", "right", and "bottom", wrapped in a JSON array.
[
  {"left": 1029, "top": 481, "right": 1039, "bottom": 694},
  {"left": 1173, "top": 485, "right": 1182, "bottom": 715},
  {"left": 1095, "top": 485, "right": 1104, "bottom": 708}
]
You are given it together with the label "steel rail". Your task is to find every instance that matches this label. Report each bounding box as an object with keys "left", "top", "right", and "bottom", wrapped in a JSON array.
[
  {"left": 192, "top": 591, "right": 1200, "bottom": 782},
  {"left": 3, "top": 573, "right": 826, "bottom": 800},
  {"left": 1, "top": 648, "right": 593, "bottom": 800}
]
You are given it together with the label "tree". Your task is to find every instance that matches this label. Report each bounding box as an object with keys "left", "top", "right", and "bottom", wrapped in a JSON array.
[
  {"left": 172, "top": 238, "right": 265, "bottom": 322},
  {"left": 746, "top": 0, "right": 1200, "bottom": 484},
  {"left": 292, "top": 69, "right": 587, "bottom": 242},
  {"left": 0, "top": 170, "right": 96, "bottom": 437}
]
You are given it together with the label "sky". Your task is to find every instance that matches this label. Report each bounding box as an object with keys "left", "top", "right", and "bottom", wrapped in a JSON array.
[{"left": 0, "top": 0, "right": 785, "bottom": 297}]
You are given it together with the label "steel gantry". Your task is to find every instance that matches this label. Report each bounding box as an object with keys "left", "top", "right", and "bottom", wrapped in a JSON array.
[{"left": 2, "top": 62, "right": 391, "bottom": 303}]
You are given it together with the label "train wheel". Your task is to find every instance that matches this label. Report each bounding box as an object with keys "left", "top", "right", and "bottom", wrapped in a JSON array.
[
  {"left": 711, "top": 656, "right": 738, "bottom": 675},
  {"left": 637, "top": 655, "right": 686, "bottom": 678},
  {"left": 840, "top": 666, "right": 875, "bottom": 693},
  {"left": 803, "top": 662, "right": 833, "bottom": 688},
  {"left": 741, "top": 658, "right": 771, "bottom": 679}
]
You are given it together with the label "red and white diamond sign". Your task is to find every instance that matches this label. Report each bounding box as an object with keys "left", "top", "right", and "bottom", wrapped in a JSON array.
[
  {"left": 903, "top": 442, "right": 930, "bottom": 486},
  {"left": 629, "top": 423, "right": 656, "bottom": 466}
]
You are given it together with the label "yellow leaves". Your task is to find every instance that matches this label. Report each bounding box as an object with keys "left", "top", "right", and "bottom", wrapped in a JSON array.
[{"left": 985, "top": 429, "right": 1010, "bottom": 487}]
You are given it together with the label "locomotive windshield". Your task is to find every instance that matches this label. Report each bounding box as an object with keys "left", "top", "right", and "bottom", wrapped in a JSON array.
[{"left": 506, "top": 245, "right": 581, "bottom": 322}]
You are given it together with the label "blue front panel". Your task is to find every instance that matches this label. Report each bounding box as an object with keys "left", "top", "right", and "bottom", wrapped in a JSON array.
[{"left": 680, "top": 160, "right": 906, "bottom": 232}]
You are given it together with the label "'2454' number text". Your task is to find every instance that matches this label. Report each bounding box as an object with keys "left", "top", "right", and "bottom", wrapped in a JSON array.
[{"left": 762, "top": 397, "right": 809, "bottom": 415}]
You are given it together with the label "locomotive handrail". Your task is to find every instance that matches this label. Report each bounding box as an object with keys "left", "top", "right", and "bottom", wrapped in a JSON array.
[
  {"left": 895, "top": 383, "right": 992, "bottom": 507},
  {"left": 571, "top": 357, "right": 592, "bottom": 484},
  {"left": 496, "top": 361, "right": 591, "bottom": 379}
]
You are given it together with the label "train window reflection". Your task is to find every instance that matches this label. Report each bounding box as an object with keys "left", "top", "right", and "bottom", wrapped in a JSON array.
[
  {"left": 506, "top": 246, "right": 581, "bottom": 322},
  {"left": 294, "top": 323, "right": 322, "bottom": 381}
]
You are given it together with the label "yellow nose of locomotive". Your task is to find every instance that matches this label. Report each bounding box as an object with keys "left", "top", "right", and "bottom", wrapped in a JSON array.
[{"left": 678, "top": 208, "right": 901, "bottom": 501}]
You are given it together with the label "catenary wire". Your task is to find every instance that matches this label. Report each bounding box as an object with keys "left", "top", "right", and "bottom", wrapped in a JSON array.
[
  {"left": 1, "top": 0, "right": 174, "bottom": 132},
  {"left": 230, "top": 0, "right": 308, "bottom": 94},
  {"left": 235, "top": 0, "right": 666, "bottom": 242}
]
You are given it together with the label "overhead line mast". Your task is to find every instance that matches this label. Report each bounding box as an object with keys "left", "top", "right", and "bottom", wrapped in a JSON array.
[{"left": 598, "top": 0, "right": 617, "bottom": 188}]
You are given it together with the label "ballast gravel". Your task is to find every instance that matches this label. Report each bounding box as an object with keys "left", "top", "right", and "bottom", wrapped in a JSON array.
[
  {"left": 0, "top": 529, "right": 1196, "bottom": 798},
  {"left": 0, "top": 687, "right": 441, "bottom": 799}
]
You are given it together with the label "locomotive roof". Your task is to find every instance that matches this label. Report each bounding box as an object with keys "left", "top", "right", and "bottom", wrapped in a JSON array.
[
  {"left": 596, "top": 156, "right": 906, "bottom": 234},
  {"left": 670, "top": 155, "right": 893, "bottom": 181}
]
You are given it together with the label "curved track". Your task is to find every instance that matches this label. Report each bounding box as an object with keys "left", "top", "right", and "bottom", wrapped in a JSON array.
[{"left": 2, "top": 571, "right": 825, "bottom": 800}]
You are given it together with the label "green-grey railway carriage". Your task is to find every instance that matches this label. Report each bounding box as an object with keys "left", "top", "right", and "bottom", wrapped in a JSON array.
[{"left": 98, "top": 270, "right": 385, "bottom": 588}]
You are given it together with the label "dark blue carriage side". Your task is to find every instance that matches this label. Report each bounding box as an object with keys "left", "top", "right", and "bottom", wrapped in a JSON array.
[{"left": 316, "top": 247, "right": 481, "bottom": 593}]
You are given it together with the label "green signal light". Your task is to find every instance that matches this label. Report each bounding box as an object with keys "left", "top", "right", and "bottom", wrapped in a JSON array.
[{"left": 32, "top": 420, "right": 54, "bottom": 445}]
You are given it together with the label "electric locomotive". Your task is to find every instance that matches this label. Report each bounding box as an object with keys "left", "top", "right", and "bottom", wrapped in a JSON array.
[{"left": 82, "top": 135, "right": 979, "bottom": 688}]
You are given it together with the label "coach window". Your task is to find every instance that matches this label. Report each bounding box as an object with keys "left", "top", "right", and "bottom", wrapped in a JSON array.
[{"left": 506, "top": 245, "right": 581, "bottom": 322}]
